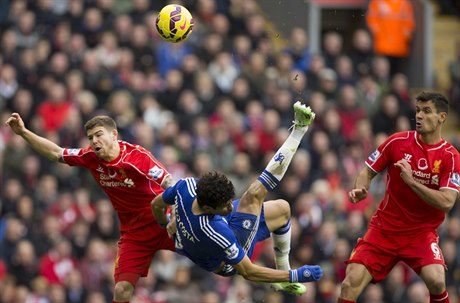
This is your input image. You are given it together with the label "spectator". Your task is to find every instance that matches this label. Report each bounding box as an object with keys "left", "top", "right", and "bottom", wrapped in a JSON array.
[
  {"left": 283, "top": 27, "right": 312, "bottom": 73},
  {"left": 370, "top": 55, "right": 391, "bottom": 94},
  {"left": 335, "top": 85, "right": 367, "bottom": 143},
  {"left": 14, "top": 10, "right": 39, "bottom": 49},
  {"left": 0, "top": 64, "right": 19, "bottom": 102},
  {"left": 36, "top": 82, "right": 73, "bottom": 133},
  {"left": 318, "top": 67, "right": 339, "bottom": 103},
  {"left": 95, "top": 31, "right": 121, "bottom": 70},
  {"left": 130, "top": 24, "right": 156, "bottom": 72},
  {"left": 156, "top": 40, "right": 193, "bottom": 77},
  {"left": 322, "top": 31, "right": 343, "bottom": 70},
  {"left": 371, "top": 93, "right": 400, "bottom": 135},
  {"left": 80, "top": 7, "right": 105, "bottom": 48},
  {"left": 39, "top": 237, "right": 77, "bottom": 285},
  {"left": 78, "top": 238, "right": 113, "bottom": 292},
  {"left": 16, "top": 48, "right": 39, "bottom": 89},
  {"left": 208, "top": 51, "right": 240, "bottom": 94},
  {"left": 1, "top": 29, "right": 19, "bottom": 64},
  {"left": 390, "top": 72, "right": 414, "bottom": 121},
  {"left": 51, "top": 21, "right": 72, "bottom": 53},
  {"left": 349, "top": 28, "right": 374, "bottom": 76},
  {"left": 241, "top": 51, "right": 269, "bottom": 99},
  {"left": 335, "top": 55, "right": 357, "bottom": 88},
  {"left": 157, "top": 69, "right": 185, "bottom": 112},
  {"left": 355, "top": 73, "right": 382, "bottom": 118},
  {"left": 8, "top": 239, "right": 38, "bottom": 288},
  {"left": 366, "top": 0, "right": 415, "bottom": 75},
  {"left": 65, "top": 269, "right": 89, "bottom": 303}
]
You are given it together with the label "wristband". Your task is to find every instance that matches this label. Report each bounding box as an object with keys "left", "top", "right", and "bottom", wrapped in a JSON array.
[{"left": 289, "top": 269, "right": 298, "bottom": 283}]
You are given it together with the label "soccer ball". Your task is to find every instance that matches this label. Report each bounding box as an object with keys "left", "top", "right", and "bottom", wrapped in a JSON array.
[{"left": 155, "top": 4, "right": 194, "bottom": 43}]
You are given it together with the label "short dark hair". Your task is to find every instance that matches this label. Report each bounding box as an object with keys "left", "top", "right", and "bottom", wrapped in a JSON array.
[
  {"left": 415, "top": 91, "right": 449, "bottom": 114},
  {"left": 196, "top": 171, "right": 235, "bottom": 209},
  {"left": 84, "top": 116, "right": 117, "bottom": 133}
]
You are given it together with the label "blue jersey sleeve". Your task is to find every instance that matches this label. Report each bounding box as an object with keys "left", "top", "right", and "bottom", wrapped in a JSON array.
[{"left": 162, "top": 180, "right": 182, "bottom": 205}]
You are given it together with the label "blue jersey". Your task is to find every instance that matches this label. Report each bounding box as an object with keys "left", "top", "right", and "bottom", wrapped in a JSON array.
[{"left": 162, "top": 178, "right": 246, "bottom": 272}]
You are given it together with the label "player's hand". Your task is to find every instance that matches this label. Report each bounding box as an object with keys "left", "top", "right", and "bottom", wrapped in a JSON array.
[
  {"left": 289, "top": 265, "right": 323, "bottom": 283},
  {"left": 394, "top": 159, "right": 413, "bottom": 184},
  {"left": 348, "top": 187, "right": 368, "bottom": 203},
  {"left": 5, "top": 113, "right": 26, "bottom": 135},
  {"left": 166, "top": 214, "right": 177, "bottom": 238}
]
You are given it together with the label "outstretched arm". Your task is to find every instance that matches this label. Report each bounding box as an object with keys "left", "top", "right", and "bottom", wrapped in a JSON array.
[
  {"left": 233, "top": 255, "right": 322, "bottom": 283},
  {"left": 5, "top": 113, "right": 63, "bottom": 162}
]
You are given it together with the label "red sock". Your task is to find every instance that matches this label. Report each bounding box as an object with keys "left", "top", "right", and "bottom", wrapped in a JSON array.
[
  {"left": 430, "top": 290, "right": 449, "bottom": 303},
  {"left": 337, "top": 299, "right": 356, "bottom": 303},
  {"left": 112, "top": 301, "right": 129, "bottom": 303}
]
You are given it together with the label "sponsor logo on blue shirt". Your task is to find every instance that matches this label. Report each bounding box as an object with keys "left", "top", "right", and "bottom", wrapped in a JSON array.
[{"left": 224, "top": 243, "right": 239, "bottom": 260}]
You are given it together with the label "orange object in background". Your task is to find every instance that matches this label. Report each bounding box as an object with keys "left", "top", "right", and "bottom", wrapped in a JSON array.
[{"left": 366, "top": 0, "right": 415, "bottom": 58}]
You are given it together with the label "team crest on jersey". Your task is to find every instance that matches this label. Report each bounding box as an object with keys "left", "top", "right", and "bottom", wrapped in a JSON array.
[
  {"left": 242, "top": 220, "right": 252, "bottom": 230},
  {"left": 450, "top": 173, "right": 460, "bottom": 186},
  {"left": 224, "top": 243, "right": 239, "bottom": 260},
  {"left": 148, "top": 166, "right": 164, "bottom": 180},
  {"left": 274, "top": 152, "right": 285, "bottom": 164},
  {"left": 118, "top": 168, "right": 127, "bottom": 179},
  {"left": 67, "top": 148, "right": 81, "bottom": 155},
  {"left": 368, "top": 150, "right": 380, "bottom": 162},
  {"left": 432, "top": 160, "right": 441, "bottom": 174}
]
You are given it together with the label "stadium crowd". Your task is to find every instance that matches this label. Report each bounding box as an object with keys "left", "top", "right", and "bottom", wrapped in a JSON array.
[{"left": 0, "top": 0, "right": 459, "bottom": 302}]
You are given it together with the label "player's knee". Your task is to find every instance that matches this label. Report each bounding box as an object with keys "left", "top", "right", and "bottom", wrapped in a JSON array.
[
  {"left": 421, "top": 266, "right": 446, "bottom": 294},
  {"left": 340, "top": 276, "right": 353, "bottom": 293},
  {"left": 113, "top": 281, "right": 134, "bottom": 300},
  {"left": 425, "top": 278, "right": 446, "bottom": 294},
  {"left": 275, "top": 199, "right": 291, "bottom": 221},
  {"left": 341, "top": 271, "right": 364, "bottom": 293},
  {"left": 245, "top": 181, "right": 267, "bottom": 201}
]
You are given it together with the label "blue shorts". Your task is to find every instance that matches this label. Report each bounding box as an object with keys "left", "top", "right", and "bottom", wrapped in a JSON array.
[{"left": 217, "top": 199, "right": 271, "bottom": 276}]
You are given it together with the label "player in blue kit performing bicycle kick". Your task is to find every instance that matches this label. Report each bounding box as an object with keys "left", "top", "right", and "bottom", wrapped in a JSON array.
[{"left": 152, "top": 101, "right": 322, "bottom": 295}]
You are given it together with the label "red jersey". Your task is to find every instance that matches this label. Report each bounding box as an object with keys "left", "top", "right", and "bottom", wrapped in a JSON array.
[
  {"left": 62, "top": 141, "right": 170, "bottom": 239},
  {"left": 366, "top": 131, "right": 460, "bottom": 234}
]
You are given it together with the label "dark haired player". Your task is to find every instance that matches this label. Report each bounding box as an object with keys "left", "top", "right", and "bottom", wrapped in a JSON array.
[
  {"left": 152, "top": 102, "right": 323, "bottom": 295},
  {"left": 338, "top": 92, "right": 460, "bottom": 303}
]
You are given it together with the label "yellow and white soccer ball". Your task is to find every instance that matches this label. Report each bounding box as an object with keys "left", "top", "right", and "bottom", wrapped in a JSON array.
[{"left": 155, "top": 4, "right": 194, "bottom": 43}]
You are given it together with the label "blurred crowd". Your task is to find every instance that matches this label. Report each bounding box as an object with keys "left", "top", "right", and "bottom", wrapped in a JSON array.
[{"left": 0, "top": 0, "right": 459, "bottom": 302}]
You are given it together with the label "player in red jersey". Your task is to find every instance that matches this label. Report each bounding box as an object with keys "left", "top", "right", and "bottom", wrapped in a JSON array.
[
  {"left": 5, "top": 114, "right": 175, "bottom": 303},
  {"left": 337, "top": 92, "right": 460, "bottom": 303}
]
